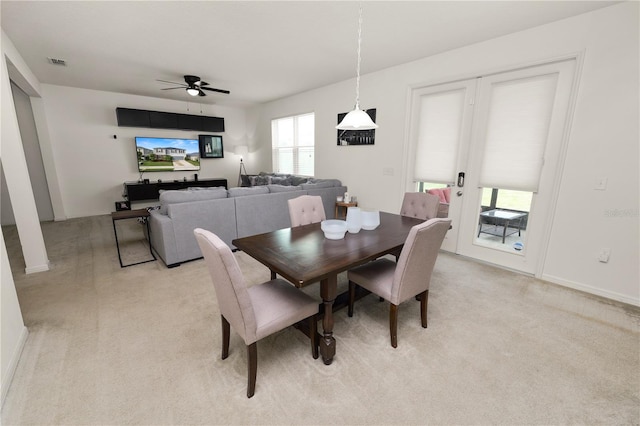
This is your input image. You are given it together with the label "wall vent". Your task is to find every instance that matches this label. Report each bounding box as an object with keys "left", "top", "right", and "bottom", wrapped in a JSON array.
[{"left": 47, "top": 57, "right": 67, "bottom": 66}]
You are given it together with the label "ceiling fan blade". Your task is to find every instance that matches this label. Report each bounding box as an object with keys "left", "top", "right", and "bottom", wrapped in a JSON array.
[
  {"left": 199, "top": 81, "right": 210, "bottom": 86},
  {"left": 156, "top": 79, "right": 185, "bottom": 86},
  {"left": 198, "top": 89, "right": 206, "bottom": 97},
  {"left": 201, "top": 86, "right": 230, "bottom": 95},
  {"left": 160, "top": 87, "right": 185, "bottom": 91}
]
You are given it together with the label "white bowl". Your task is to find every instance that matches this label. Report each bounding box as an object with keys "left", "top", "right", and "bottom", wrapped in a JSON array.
[
  {"left": 361, "top": 210, "right": 380, "bottom": 230},
  {"left": 321, "top": 220, "right": 348, "bottom": 240}
]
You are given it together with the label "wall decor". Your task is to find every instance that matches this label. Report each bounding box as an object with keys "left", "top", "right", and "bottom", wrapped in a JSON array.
[
  {"left": 199, "top": 135, "right": 224, "bottom": 159},
  {"left": 337, "top": 108, "right": 376, "bottom": 146}
]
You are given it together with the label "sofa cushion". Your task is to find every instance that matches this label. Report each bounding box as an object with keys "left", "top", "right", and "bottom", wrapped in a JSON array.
[
  {"left": 269, "top": 176, "right": 293, "bottom": 185},
  {"left": 427, "top": 187, "right": 451, "bottom": 203},
  {"left": 267, "top": 184, "right": 303, "bottom": 193},
  {"left": 290, "top": 175, "right": 310, "bottom": 186},
  {"left": 249, "top": 175, "right": 270, "bottom": 186},
  {"left": 300, "top": 181, "right": 334, "bottom": 189},
  {"left": 159, "top": 188, "right": 228, "bottom": 214},
  {"left": 228, "top": 186, "right": 270, "bottom": 197},
  {"left": 187, "top": 186, "right": 227, "bottom": 191}
]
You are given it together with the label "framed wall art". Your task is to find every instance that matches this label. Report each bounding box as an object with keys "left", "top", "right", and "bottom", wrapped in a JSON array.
[
  {"left": 199, "top": 135, "right": 224, "bottom": 159},
  {"left": 336, "top": 108, "right": 376, "bottom": 146}
]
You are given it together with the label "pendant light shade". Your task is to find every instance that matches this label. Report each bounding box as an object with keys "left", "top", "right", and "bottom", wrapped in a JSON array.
[
  {"left": 336, "top": 4, "right": 378, "bottom": 131},
  {"left": 186, "top": 87, "right": 199, "bottom": 96},
  {"left": 337, "top": 108, "right": 378, "bottom": 130}
]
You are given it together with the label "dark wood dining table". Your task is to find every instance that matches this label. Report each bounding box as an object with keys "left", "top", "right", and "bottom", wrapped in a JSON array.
[{"left": 232, "top": 211, "right": 424, "bottom": 365}]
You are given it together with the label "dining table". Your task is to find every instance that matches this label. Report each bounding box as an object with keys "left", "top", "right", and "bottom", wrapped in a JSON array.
[{"left": 232, "top": 211, "right": 424, "bottom": 365}]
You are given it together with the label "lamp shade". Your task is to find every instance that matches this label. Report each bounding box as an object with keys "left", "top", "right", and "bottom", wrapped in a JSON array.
[
  {"left": 236, "top": 145, "right": 248, "bottom": 159},
  {"left": 336, "top": 108, "right": 378, "bottom": 130},
  {"left": 186, "top": 87, "right": 199, "bottom": 96}
]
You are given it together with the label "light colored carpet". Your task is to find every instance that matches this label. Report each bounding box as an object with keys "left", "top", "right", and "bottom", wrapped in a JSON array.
[{"left": 1, "top": 215, "right": 639, "bottom": 425}]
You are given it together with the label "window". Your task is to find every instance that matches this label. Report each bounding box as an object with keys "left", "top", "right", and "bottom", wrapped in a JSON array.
[{"left": 271, "top": 113, "right": 315, "bottom": 176}]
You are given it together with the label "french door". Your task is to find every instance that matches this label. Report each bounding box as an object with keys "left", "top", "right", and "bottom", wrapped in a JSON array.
[{"left": 407, "top": 59, "right": 577, "bottom": 275}]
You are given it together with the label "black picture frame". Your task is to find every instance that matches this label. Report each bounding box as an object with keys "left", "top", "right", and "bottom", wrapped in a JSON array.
[
  {"left": 336, "top": 108, "right": 376, "bottom": 146},
  {"left": 199, "top": 135, "right": 224, "bottom": 158}
]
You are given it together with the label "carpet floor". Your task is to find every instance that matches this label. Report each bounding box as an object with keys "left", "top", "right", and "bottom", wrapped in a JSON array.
[{"left": 1, "top": 215, "right": 639, "bottom": 425}]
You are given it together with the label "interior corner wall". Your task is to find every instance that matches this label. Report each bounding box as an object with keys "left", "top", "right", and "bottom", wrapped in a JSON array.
[
  {"left": 37, "top": 85, "right": 249, "bottom": 218},
  {"left": 249, "top": 2, "right": 639, "bottom": 305},
  {"left": 0, "top": 226, "right": 28, "bottom": 409}
]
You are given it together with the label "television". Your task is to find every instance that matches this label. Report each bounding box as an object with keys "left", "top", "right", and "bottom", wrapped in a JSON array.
[{"left": 135, "top": 136, "right": 200, "bottom": 172}]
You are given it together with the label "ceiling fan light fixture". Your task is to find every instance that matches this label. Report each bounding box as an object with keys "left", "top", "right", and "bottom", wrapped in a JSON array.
[
  {"left": 186, "top": 87, "right": 200, "bottom": 96},
  {"left": 336, "top": 3, "right": 378, "bottom": 131}
]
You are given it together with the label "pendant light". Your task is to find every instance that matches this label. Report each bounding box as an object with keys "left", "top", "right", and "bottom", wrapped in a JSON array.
[{"left": 336, "top": 3, "right": 378, "bottom": 131}]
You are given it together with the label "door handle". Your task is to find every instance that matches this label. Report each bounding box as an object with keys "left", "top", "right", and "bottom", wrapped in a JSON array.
[{"left": 457, "top": 191, "right": 463, "bottom": 197}]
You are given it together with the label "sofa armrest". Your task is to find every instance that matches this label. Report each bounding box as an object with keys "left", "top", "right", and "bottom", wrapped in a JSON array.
[{"left": 149, "top": 210, "right": 179, "bottom": 267}]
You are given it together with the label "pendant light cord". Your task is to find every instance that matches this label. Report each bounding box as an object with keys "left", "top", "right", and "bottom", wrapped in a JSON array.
[{"left": 354, "top": 3, "right": 363, "bottom": 110}]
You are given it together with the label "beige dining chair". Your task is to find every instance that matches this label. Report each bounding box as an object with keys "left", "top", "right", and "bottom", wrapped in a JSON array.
[
  {"left": 194, "top": 228, "right": 319, "bottom": 398},
  {"left": 288, "top": 195, "right": 326, "bottom": 227},
  {"left": 400, "top": 192, "right": 441, "bottom": 220},
  {"left": 347, "top": 218, "right": 452, "bottom": 348}
]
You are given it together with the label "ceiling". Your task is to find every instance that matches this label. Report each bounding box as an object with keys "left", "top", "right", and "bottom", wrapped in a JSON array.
[{"left": 2, "top": 1, "right": 617, "bottom": 108}]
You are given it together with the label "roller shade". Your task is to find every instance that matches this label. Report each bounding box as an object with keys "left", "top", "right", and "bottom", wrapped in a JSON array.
[
  {"left": 413, "top": 89, "right": 464, "bottom": 184},
  {"left": 478, "top": 73, "right": 558, "bottom": 192}
]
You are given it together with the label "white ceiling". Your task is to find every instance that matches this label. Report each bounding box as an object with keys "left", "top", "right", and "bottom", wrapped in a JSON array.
[{"left": 2, "top": 1, "right": 617, "bottom": 108}]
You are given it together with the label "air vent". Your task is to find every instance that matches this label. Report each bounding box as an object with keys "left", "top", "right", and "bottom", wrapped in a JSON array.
[{"left": 47, "top": 57, "right": 67, "bottom": 66}]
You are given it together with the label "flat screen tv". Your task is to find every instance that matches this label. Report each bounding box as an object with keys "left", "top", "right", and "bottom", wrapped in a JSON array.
[{"left": 135, "top": 136, "right": 200, "bottom": 172}]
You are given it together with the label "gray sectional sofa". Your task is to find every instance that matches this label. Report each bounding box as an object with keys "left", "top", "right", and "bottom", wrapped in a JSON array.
[{"left": 148, "top": 180, "right": 347, "bottom": 267}]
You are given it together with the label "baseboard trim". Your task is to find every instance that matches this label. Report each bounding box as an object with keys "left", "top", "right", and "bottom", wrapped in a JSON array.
[
  {"left": 541, "top": 273, "right": 640, "bottom": 307},
  {"left": 1, "top": 326, "right": 29, "bottom": 410}
]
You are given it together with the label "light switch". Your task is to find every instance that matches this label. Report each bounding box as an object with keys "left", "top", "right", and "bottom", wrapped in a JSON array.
[{"left": 383, "top": 167, "right": 394, "bottom": 176}]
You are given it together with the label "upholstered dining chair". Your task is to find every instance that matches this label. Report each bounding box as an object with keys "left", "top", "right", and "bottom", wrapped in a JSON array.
[
  {"left": 288, "top": 195, "right": 326, "bottom": 227},
  {"left": 194, "top": 228, "right": 319, "bottom": 398},
  {"left": 390, "top": 192, "right": 442, "bottom": 262},
  {"left": 347, "top": 218, "right": 452, "bottom": 348},
  {"left": 400, "top": 192, "right": 441, "bottom": 220}
]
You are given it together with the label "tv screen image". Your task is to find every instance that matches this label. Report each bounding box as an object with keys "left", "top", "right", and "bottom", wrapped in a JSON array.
[{"left": 135, "top": 136, "right": 200, "bottom": 172}]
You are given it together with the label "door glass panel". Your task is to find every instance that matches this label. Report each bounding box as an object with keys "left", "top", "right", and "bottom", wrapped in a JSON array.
[
  {"left": 476, "top": 188, "right": 532, "bottom": 253},
  {"left": 415, "top": 181, "right": 451, "bottom": 218}
]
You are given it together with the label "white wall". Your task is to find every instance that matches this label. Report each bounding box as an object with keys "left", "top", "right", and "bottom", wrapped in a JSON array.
[
  {"left": 0, "top": 227, "right": 28, "bottom": 408},
  {"left": 248, "top": 2, "right": 639, "bottom": 305},
  {"left": 38, "top": 85, "right": 249, "bottom": 218}
]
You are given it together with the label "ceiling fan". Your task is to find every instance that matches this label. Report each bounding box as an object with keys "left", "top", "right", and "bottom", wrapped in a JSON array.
[{"left": 157, "top": 75, "right": 230, "bottom": 97}]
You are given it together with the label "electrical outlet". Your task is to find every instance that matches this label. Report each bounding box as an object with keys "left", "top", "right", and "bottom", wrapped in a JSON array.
[{"left": 598, "top": 248, "right": 611, "bottom": 263}]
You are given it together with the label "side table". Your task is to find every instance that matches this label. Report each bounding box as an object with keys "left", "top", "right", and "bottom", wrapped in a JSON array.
[
  {"left": 111, "top": 208, "right": 156, "bottom": 267},
  {"left": 335, "top": 201, "right": 358, "bottom": 219}
]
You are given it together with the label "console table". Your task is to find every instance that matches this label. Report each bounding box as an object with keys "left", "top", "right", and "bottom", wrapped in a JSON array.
[{"left": 123, "top": 178, "right": 228, "bottom": 202}]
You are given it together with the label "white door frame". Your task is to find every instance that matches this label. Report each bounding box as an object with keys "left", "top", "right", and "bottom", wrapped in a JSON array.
[{"left": 404, "top": 55, "right": 582, "bottom": 277}]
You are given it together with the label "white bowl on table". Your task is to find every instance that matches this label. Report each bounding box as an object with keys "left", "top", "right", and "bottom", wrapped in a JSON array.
[
  {"left": 321, "top": 220, "right": 348, "bottom": 240},
  {"left": 361, "top": 210, "right": 380, "bottom": 230}
]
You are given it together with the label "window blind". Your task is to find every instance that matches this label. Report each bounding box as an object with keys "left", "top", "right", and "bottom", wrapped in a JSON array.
[
  {"left": 413, "top": 89, "right": 464, "bottom": 184},
  {"left": 478, "top": 74, "right": 558, "bottom": 192},
  {"left": 271, "top": 113, "right": 315, "bottom": 176}
]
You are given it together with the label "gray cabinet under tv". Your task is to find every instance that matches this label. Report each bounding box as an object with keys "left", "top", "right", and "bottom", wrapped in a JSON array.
[{"left": 124, "top": 178, "right": 228, "bottom": 202}]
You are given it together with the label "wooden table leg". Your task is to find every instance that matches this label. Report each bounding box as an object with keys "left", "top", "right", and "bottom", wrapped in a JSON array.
[{"left": 319, "top": 275, "right": 337, "bottom": 365}]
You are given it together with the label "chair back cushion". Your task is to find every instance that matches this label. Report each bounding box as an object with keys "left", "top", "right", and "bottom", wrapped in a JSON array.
[
  {"left": 400, "top": 192, "right": 440, "bottom": 220},
  {"left": 288, "top": 195, "right": 327, "bottom": 227},
  {"left": 193, "top": 228, "right": 257, "bottom": 343},
  {"left": 392, "top": 218, "right": 452, "bottom": 305}
]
